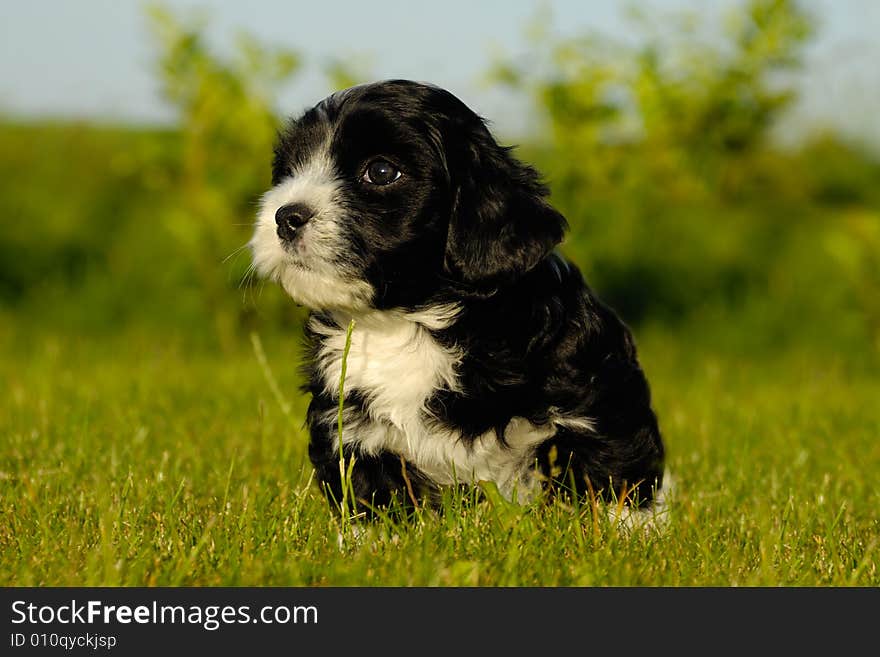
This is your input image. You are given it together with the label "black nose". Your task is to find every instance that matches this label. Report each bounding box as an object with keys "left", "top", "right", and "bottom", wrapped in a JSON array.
[{"left": 275, "top": 203, "right": 313, "bottom": 240}]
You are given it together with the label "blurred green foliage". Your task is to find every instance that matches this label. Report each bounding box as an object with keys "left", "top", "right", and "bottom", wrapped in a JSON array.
[
  {"left": 492, "top": 0, "right": 879, "bottom": 357},
  {"left": 149, "top": 5, "right": 303, "bottom": 348},
  {"left": 0, "top": 0, "right": 878, "bottom": 364}
]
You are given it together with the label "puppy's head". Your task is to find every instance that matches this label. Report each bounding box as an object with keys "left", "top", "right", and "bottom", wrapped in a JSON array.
[{"left": 250, "top": 80, "right": 567, "bottom": 311}]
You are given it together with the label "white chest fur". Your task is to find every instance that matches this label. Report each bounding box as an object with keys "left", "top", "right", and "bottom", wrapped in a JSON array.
[
  {"left": 312, "top": 308, "right": 461, "bottom": 431},
  {"left": 310, "top": 308, "right": 557, "bottom": 500}
]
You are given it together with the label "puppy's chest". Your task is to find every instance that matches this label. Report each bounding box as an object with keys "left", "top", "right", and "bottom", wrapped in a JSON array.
[
  {"left": 311, "top": 313, "right": 559, "bottom": 498},
  {"left": 312, "top": 313, "right": 460, "bottom": 430}
]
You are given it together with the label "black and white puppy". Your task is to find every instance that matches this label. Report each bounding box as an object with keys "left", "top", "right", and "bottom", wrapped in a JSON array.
[{"left": 250, "top": 80, "right": 666, "bottom": 518}]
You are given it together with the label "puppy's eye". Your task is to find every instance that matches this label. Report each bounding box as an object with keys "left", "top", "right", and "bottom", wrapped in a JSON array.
[{"left": 362, "top": 159, "right": 402, "bottom": 185}]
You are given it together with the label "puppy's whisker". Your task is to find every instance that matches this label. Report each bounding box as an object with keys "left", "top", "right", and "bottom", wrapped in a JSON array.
[
  {"left": 240, "top": 264, "right": 262, "bottom": 307},
  {"left": 238, "top": 263, "right": 256, "bottom": 290},
  {"left": 223, "top": 243, "right": 250, "bottom": 264}
]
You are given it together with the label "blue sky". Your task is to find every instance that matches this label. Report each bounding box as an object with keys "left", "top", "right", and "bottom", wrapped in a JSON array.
[{"left": 1, "top": 0, "right": 878, "bottom": 146}]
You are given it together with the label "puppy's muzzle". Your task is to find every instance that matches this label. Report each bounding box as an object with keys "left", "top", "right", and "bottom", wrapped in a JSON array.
[{"left": 275, "top": 203, "right": 314, "bottom": 242}]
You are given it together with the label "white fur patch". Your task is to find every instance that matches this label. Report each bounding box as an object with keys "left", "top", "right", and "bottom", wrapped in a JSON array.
[
  {"left": 552, "top": 415, "right": 598, "bottom": 433},
  {"left": 249, "top": 148, "right": 373, "bottom": 310},
  {"left": 313, "top": 307, "right": 462, "bottom": 433},
  {"left": 325, "top": 407, "right": 557, "bottom": 502}
]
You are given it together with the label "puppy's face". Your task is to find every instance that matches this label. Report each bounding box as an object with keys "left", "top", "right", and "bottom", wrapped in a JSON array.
[{"left": 250, "top": 80, "right": 567, "bottom": 312}]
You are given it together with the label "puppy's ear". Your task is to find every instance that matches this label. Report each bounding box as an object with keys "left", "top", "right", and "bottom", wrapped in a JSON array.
[{"left": 443, "top": 123, "right": 567, "bottom": 291}]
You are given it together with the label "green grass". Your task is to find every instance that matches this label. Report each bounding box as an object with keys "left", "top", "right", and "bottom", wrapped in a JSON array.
[{"left": 2, "top": 325, "right": 877, "bottom": 586}]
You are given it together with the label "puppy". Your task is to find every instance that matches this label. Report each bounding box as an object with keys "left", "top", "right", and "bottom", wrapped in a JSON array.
[{"left": 250, "top": 80, "right": 665, "bottom": 517}]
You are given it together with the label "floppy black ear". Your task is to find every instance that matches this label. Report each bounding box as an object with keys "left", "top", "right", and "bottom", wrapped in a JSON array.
[{"left": 443, "top": 124, "right": 568, "bottom": 291}]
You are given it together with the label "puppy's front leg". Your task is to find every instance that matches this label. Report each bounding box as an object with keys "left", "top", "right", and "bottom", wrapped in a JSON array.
[{"left": 306, "top": 408, "right": 435, "bottom": 516}]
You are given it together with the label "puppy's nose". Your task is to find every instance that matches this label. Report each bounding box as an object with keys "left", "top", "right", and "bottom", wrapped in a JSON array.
[{"left": 275, "top": 203, "right": 313, "bottom": 240}]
